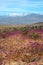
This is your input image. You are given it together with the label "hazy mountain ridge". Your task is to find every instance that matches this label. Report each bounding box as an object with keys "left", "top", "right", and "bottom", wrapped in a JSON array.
[{"left": 0, "top": 13, "right": 43, "bottom": 24}]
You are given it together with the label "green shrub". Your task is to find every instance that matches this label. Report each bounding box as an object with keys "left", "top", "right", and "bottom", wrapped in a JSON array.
[
  {"left": 22, "top": 27, "right": 28, "bottom": 35},
  {"left": 29, "top": 33, "right": 39, "bottom": 39},
  {"left": 30, "top": 57, "right": 36, "bottom": 62},
  {"left": 13, "top": 27, "right": 18, "bottom": 31},
  {"left": 32, "top": 33, "right": 39, "bottom": 39},
  {"left": 2, "top": 33, "right": 6, "bottom": 38},
  {"left": 35, "top": 26, "right": 37, "bottom": 29},
  {"left": 31, "top": 26, "right": 34, "bottom": 29}
]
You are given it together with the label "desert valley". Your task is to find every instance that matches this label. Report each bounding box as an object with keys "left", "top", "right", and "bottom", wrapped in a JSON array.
[{"left": 0, "top": 22, "right": 43, "bottom": 65}]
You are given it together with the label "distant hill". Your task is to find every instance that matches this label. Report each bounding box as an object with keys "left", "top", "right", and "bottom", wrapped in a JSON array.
[
  {"left": 0, "top": 13, "right": 43, "bottom": 24},
  {"left": 30, "top": 22, "right": 43, "bottom": 27}
]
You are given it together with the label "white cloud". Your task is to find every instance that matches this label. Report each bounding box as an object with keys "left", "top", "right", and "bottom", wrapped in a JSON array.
[
  {"left": 8, "top": 12, "right": 28, "bottom": 16},
  {"left": 9, "top": 13, "right": 22, "bottom": 16}
]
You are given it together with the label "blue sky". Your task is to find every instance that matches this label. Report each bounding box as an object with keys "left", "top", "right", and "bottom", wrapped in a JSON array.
[{"left": 0, "top": 0, "right": 43, "bottom": 16}]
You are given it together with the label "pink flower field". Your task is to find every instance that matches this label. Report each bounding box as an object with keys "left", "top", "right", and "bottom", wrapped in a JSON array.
[{"left": 0, "top": 27, "right": 43, "bottom": 65}]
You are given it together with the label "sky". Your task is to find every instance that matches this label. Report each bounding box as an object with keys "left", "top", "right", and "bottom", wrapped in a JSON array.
[{"left": 0, "top": 0, "right": 43, "bottom": 16}]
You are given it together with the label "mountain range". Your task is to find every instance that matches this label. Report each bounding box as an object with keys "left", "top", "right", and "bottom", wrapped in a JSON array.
[{"left": 0, "top": 13, "right": 43, "bottom": 24}]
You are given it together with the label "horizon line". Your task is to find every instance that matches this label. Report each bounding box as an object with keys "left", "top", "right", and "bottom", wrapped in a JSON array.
[{"left": 0, "top": 12, "right": 43, "bottom": 16}]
